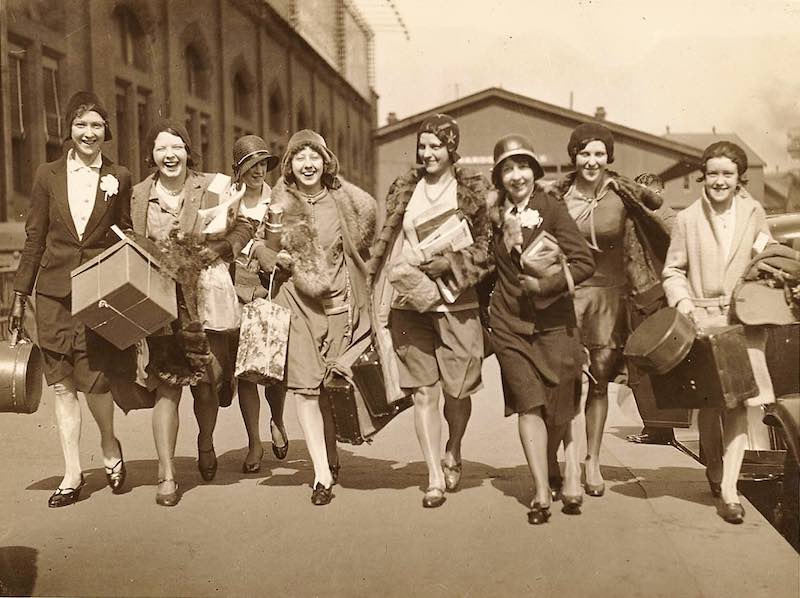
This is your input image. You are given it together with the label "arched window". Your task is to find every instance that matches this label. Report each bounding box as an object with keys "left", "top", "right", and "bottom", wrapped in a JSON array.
[
  {"left": 232, "top": 69, "right": 253, "bottom": 120},
  {"left": 185, "top": 43, "right": 209, "bottom": 99},
  {"left": 318, "top": 117, "right": 329, "bottom": 142},
  {"left": 268, "top": 85, "right": 286, "bottom": 134},
  {"left": 115, "top": 6, "right": 149, "bottom": 71},
  {"left": 296, "top": 101, "right": 309, "bottom": 131}
]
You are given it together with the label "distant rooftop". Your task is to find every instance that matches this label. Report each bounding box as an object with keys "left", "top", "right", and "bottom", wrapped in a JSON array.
[{"left": 664, "top": 133, "right": 765, "bottom": 168}]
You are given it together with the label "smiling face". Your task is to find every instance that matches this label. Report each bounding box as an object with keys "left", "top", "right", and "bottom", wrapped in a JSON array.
[
  {"left": 500, "top": 156, "right": 536, "bottom": 204},
  {"left": 704, "top": 156, "right": 739, "bottom": 205},
  {"left": 241, "top": 158, "right": 270, "bottom": 191},
  {"left": 70, "top": 109, "right": 106, "bottom": 162},
  {"left": 152, "top": 131, "right": 188, "bottom": 180},
  {"left": 417, "top": 132, "right": 452, "bottom": 177},
  {"left": 291, "top": 146, "right": 324, "bottom": 194},
  {"left": 574, "top": 139, "right": 609, "bottom": 186}
]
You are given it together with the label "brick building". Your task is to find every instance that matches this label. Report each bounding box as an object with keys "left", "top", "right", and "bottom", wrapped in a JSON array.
[{"left": 0, "top": 0, "right": 377, "bottom": 223}]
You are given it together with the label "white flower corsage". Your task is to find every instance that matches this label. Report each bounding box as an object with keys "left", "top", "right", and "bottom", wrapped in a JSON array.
[
  {"left": 99, "top": 174, "right": 119, "bottom": 201},
  {"left": 517, "top": 207, "right": 543, "bottom": 229}
]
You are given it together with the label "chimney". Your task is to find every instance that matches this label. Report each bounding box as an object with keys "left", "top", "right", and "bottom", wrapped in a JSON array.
[
  {"left": 387, "top": 112, "right": 398, "bottom": 125},
  {"left": 665, "top": 125, "right": 670, "bottom": 134},
  {"left": 594, "top": 106, "right": 607, "bottom": 120}
]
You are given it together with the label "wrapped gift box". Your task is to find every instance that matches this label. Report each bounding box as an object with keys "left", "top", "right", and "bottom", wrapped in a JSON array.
[{"left": 71, "top": 237, "right": 178, "bottom": 349}]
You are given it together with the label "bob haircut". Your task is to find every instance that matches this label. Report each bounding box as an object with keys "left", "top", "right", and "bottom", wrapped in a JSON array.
[
  {"left": 144, "top": 122, "right": 198, "bottom": 170},
  {"left": 696, "top": 141, "right": 748, "bottom": 185}
]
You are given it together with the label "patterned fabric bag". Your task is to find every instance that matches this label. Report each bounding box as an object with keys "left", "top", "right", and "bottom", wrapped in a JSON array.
[{"left": 234, "top": 269, "right": 290, "bottom": 383}]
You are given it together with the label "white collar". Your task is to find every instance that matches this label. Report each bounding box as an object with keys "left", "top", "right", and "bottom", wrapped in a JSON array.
[
  {"left": 67, "top": 148, "right": 102, "bottom": 171},
  {"left": 505, "top": 195, "right": 531, "bottom": 216}
]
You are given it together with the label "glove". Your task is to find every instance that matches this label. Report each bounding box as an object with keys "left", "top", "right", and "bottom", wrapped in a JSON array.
[
  {"left": 8, "top": 292, "right": 26, "bottom": 336},
  {"left": 675, "top": 298, "right": 696, "bottom": 323},
  {"left": 275, "top": 250, "right": 294, "bottom": 272},
  {"left": 517, "top": 274, "right": 542, "bottom": 296},
  {"left": 419, "top": 255, "right": 450, "bottom": 279}
]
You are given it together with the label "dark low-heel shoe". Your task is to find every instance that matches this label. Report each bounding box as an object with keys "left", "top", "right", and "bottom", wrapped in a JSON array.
[
  {"left": 561, "top": 494, "right": 583, "bottom": 515},
  {"left": 585, "top": 482, "right": 605, "bottom": 497},
  {"left": 105, "top": 439, "right": 126, "bottom": 493},
  {"left": 198, "top": 446, "right": 217, "bottom": 482},
  {"left": 720, "top": 502, "right": 745, "bottom": 524},
  {"left": 155, "top": 479, "right": 180, "bottom": 507},
  {"left": 48, "top": 475, "right": 86, "bottom": 508},
  {"left": 311, "top": 482, "right": 333, "bottom": 506},
  {"left": 527, "top": 503, "right": 551, "bottom": 525}
]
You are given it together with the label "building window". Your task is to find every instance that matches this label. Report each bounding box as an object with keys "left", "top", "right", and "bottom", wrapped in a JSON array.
[
  {"left": 116, "top": 83, "right": 132, "bottom": 170},
  {"left": 268, "top": 86, "right": 286, "bottom": 135},
  {"left": 296, "top": 101, "right": 309, "bottom": 131},
  {"left": 43, "top": 55, "right": 62, "bottom": 161},
  {"left": 232, "top": 69, "right": 253, "bottom": 120},
  {"left": 137, "top": 90, "right": 151, "bottom": 177},
  {"left": 185, "top": 44, "right": 209, "bottom": 99},
  {"left": 199, "top": 113, "right": 211, "bottom": 171},
  {"left": 9, "top": 43, "right": 30, "bottom": 193},
  {"left": 115, "top": 7, "right": 149, "bottom": 71}
]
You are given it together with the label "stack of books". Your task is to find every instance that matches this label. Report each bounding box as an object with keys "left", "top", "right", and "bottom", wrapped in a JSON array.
[{"left": 412, "top": 203, "right": 474, "bottom": 302}]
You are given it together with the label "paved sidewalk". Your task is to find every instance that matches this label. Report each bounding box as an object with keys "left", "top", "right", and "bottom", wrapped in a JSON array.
[{"left": 1, "top": 358, "right": 797, "bottom": 597}]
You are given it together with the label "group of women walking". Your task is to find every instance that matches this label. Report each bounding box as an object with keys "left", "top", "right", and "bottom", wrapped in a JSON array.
[{"left": 9, "top": 90, "right": 777, "bottom": 525}]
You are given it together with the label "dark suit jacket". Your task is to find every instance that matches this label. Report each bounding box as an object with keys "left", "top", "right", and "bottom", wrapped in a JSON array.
[{"left": 14, "top": 154, "right": 133, "bottom": 297}]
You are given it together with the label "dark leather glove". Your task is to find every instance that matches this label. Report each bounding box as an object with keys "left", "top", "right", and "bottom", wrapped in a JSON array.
[
  {"left": 8, "top": 292, "right": 26, "bottom": 336},
  {"left": 419, "top": 255, "right": 450, "bottom": 279},
  {"left": 518, "top": 274, "right": 542, "bottom": 296}
]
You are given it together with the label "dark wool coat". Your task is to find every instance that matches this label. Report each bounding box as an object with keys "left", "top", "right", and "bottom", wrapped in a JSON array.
[
  {"left": 366, "top": 166, "right": 492, "bottom": 402},
  {"left": 15, "top": 154, "right": 133, "bottom": 297},
  {"left": 485, "top": 184, "right": 595, "bottom": 335},
  {"left": 547, "top": 171, "right": 672, "bottom": 314}
]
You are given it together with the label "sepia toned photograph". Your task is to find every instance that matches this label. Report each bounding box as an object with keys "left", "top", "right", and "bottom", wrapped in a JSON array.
[{"left": 0, "top": 1, "right": 798, "bottom": 596}]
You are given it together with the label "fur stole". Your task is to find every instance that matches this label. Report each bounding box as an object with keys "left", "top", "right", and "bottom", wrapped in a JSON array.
[
  {"left": 367, "top": 166, "right": 493, "bottom": 293},
  {"left": 270, "top": 177, "right": 376, "bottom": 299}
]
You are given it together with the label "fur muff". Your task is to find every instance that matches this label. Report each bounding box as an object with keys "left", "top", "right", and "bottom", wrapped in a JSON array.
[
  {"left": 367, "top": 166, "right": 493, "bottom": 295},
  {"left": 269, "top": 177, "right": 376, "bottom": 299}
]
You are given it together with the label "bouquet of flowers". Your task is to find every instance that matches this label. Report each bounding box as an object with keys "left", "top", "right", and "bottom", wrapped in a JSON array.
[{"left": 155, "top": 229, "right": 219, "bottom": 320}]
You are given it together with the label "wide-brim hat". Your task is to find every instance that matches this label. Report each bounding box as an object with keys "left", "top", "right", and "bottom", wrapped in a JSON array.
[
  {"left": 233, "top": 135, "right": 279, "bottom": 181},
  {"left": 491, "top": 134, "right": 544, "bottom": 186}
]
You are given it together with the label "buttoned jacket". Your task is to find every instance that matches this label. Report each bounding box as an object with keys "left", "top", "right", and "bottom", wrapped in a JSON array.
[{"left": 14, "top": 154, "right": 133, "bottom": 297}]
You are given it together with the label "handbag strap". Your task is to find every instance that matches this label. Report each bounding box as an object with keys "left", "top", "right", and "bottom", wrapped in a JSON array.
[{"left": 561, "top": 254, "right": 575, "bottom": 297}]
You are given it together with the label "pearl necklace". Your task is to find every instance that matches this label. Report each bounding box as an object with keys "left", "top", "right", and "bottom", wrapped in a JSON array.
[{"left": 157, "top": 179, "right": 184, "bottom": 197}]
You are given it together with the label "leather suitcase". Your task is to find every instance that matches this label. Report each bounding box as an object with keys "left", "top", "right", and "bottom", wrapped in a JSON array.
[
  {"left": 764, "top": 323, "right": 800, "bottom": 397},
  {"left": 324, "top": 374, "right": 412, "bottom": 445},
  {"left": 651, "top": 325, "right": 757, "bottom": 410}
]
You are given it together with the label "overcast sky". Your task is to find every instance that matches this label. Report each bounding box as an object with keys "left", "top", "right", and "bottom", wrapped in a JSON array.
[{"left": 370, "top": 0, "right": 800, "bottom": 172}]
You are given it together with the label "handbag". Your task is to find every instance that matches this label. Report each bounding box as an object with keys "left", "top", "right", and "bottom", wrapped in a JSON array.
[
  {"left": 0, "top": 328, "right": 43, "bottom": 414},
  {"left": 519, "top": 230, "right": 575, "bottom": 310},
  {"left": 197, "top": 259, "right": 242, "bottom": 331},
  {"left": 234, "top": 268, "right": 291, "bottom": 384}
]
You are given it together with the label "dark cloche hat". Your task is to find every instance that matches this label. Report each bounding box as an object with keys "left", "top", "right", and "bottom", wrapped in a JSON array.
[{"left": 491, "top": 134, "right": 544, "bottom": 187}]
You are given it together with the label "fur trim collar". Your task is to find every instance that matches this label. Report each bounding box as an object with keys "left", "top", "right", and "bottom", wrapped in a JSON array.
[{"left": 269, "top": 177, "right": 376, "bottom": 298}]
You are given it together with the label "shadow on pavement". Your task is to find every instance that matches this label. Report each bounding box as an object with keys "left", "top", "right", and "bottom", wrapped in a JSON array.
[{"left": 0, "top": 546, "right": 37, "bottom": 597}]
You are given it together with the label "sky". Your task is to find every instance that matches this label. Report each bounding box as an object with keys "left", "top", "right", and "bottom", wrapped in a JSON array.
[{"left": 369, "top": 0, "right": 800, "bottom": 172}]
